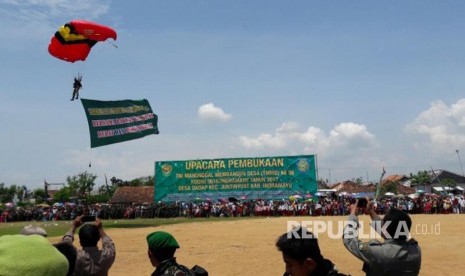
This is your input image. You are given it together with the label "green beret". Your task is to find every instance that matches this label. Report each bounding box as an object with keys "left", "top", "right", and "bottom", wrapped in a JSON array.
[
  {"left": 146, "top": 231, "right": 180, "bottom": 249},
  {"left": 0, "top": 235, "right": 68, "bottom": 276}
]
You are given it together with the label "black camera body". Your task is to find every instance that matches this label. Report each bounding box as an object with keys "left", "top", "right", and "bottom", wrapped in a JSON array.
[
  {"left": 357, "top": 198, "right": 368, "bottom": 208},
  {"left": 81, "top": 215, "right": 96, "bottom": 222}
]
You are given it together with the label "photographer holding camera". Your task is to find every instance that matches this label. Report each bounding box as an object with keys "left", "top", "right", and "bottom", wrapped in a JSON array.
[
  {"left": 343, "top": 198, "right": 421, "bottom": 276},
  {"left": 62, "top": 215, "right": 116, "bottom": 276}
]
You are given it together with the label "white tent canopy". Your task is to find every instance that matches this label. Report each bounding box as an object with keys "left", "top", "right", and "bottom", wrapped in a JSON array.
[{"left": 432, "top": 186, "right": 464, "bottom": 191}]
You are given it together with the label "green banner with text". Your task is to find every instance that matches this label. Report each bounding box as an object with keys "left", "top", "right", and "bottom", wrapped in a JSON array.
[
  {"left": 81, "top": 98, "right": 159, "bottom": 148},
  {"left": 154, "top": 155, "right": 317, "bottom": 202}
]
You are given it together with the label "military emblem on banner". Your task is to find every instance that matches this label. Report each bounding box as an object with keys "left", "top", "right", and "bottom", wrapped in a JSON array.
[
  {"left": 161, "top": 163, "right": 173, "bottom": 177},
  {"left": 297, "top": 158, "right": 309, "bottom": 173}
]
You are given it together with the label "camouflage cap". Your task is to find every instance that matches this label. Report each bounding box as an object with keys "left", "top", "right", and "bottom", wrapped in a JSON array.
[{"left": 146, "top": 231, "right": 180, "bottom": 249}]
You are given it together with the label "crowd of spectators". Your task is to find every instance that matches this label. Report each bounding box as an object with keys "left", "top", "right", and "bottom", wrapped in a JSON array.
[
  {"left": 174, "top": 192, "right": 465, "bottom": 218},
  {"left": 1, "top": 192, "right": 464, "bottom": 222}
]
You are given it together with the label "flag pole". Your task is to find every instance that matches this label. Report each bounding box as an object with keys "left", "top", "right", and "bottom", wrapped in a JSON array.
[
  {"left": 430, "top": 167, "right": 445, "bottom": 195},
  {"left": 375, "top": 167, "right": 386, "bottom": 199}
]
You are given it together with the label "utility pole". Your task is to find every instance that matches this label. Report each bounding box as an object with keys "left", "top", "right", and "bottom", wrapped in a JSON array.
[
  {"left": 375, "top": 167, "right": 386, "bottom": 199},
  {"left": 456, "top": 149, "right": 465, "bottom": 183},
  {"left": 44, "top": 180, "right": 48, "bottom": 202},
  {"left": 328, "top": 169, "right": 331, "bottom": 186},
  {"left": 105, "top": 174, "right": 112, "bottom": 197},
  {"left": 44, "top": 180, "right": 65, "bottom": 202}
]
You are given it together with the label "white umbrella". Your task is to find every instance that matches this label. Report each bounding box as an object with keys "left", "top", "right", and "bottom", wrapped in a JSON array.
[{"left": 384, "top": 192, "right": 395, "bottom": 197}]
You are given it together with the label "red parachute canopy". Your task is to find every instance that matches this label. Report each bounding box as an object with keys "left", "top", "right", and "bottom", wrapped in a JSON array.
[{"left": 48, "top": 20, "right": 117, "bottom": 63}]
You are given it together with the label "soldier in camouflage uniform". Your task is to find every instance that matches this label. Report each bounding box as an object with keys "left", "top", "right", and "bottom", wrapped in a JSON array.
[
  {"left": 146, "top": 231, "right": 195, "bottom": 276},
  {"left": 343, "top": 199, "right": 421, "bottom": 276},
  {"left": 71, "top": 74, "right": 82, "bottom": 101}
]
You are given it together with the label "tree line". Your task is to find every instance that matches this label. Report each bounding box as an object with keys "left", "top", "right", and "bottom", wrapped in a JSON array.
[
  {"left": 1, "top": 170, "right": 458, "bottom": 206},
  {"left": 0, "top": 171, "right": 154, "bottom": 206}
]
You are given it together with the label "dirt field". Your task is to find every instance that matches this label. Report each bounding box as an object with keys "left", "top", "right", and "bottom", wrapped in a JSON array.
[{"left": 50, "top": 214, "right": 465, "bottom": 276}]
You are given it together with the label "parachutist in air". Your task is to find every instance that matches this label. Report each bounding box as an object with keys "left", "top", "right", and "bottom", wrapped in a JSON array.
[{"left": 71, "top": 74, "right": 82, "bottom": 101}]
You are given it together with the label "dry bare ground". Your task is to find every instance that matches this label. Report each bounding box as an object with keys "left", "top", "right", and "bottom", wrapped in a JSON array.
[{"left": 50, "top": 214, "right": 465, "bottom": 276}]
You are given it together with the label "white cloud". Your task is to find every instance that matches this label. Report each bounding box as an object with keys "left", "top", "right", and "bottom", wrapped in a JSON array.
[
  {"left": 449, "top": 98, "right": 465, "bottom": 127},
  {"left": 405, "top": 99, "right": 465, "bottom": 151},
  {"left": 239, "top": 133, "right": 286, "bottom": 150},
  {"left": 237, "top": 121, "right": 382, "bottom": 183},
  {"left": 328, "top": 122, "right": 377, "bottom": 149},
  {"left": 61, "top": 146, "right": 154, "bottom": 184},
  {"left": 239, "top": 121, "right": 377, "bottom": 154},
  {"left": 0, "top": 0, "right": 111, "bottom": 44},
  {"left": 198, "top": 103, "right": 232, "bottom": 122},
  {"left": 1, "top": 0, "right": 110, "bottom": 19},
  {"left": 239, "top": 122, "right": 300, "bottom": 150}
]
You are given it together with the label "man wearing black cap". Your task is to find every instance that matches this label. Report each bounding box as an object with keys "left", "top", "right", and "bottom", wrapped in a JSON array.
[{"left": 146, "top": 231, "right": 195, "bottom": 276}]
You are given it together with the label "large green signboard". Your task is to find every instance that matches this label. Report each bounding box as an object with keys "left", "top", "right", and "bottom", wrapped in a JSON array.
[{"left": 154, "top": 155, "right": 317, "bottom": 202}]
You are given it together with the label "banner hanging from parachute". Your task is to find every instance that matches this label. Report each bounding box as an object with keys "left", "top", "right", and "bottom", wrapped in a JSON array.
[{"left": 81, "top": 99, "right": 159, "bottom": 148}]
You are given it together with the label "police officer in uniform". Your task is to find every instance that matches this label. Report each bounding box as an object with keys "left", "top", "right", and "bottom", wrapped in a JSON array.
[
  {"left": 343, "top": 199, "right": 421, "bottom": 275},
  {"left": 62, "top": 216, "right": 116, "bottom": 276},
  {"left": 146, "top": 231, "right": 195, "bottom": 276}
]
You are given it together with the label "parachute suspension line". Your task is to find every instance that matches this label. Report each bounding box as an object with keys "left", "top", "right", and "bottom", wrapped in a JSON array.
[
  {"left": 88, "top": 147, "right": 92, "bottom": 168},
  {"left": 75, "top": 61, "right": 86, "bottom": 96},
  {"left": 76, "top": 54, "right": 88, "bottom": 73},
  {"left": 86, "top": 40, "right": 117, "bottom": 62},
  {"left": 108, "top": 41, "right": 118, "bottom": 48}
]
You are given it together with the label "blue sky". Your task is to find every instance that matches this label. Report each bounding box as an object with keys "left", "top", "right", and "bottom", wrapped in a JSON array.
[{"left": 2, "top": 0, "right": 465, "bottom": 190}]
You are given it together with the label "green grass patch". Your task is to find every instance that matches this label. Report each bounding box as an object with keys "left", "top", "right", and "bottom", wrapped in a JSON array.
[{"left": 0, "top": 216, "right": 257, "bottom": 237}]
